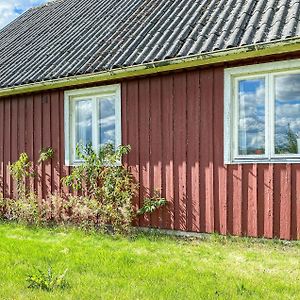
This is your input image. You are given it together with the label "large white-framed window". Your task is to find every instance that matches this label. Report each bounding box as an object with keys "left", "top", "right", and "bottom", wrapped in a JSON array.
[
  {"left": 224, "top": 59, "right": 300, "bottom": 164},
  {"left": 64, "top": 84, "right": 121, "bottom": 166}
]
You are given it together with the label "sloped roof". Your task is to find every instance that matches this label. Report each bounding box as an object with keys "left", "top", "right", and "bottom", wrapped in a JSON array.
[{"left": 0, "top": 0, "right": 300, "bottom": 89}]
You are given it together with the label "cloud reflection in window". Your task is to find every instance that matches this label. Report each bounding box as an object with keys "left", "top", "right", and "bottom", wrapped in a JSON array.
[
  {"left": 238, "top": 78, "right": 265, "bottom": 155},
  {"left": 275, "top": 74, "right": 300, "bottom": 154}
]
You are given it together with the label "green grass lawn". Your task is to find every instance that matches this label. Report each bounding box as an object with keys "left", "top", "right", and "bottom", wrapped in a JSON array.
[{"left": 0, "top": 223, "right": 300, "bottom": 300}]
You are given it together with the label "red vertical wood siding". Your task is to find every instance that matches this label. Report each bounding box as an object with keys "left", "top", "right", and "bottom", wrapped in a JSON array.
[
  {"left": 0, "top": 65, "right": 299, "bottom": 240},
  {"left": 173, "top": 73, "right": 187, "bottom": 231},
  {"left": 0, "top": 92, "right": 65, "bottom": 201},
  {"left": 200, "top": 69, "right": 214, "bottom": 233},
  {"left": 122, "top": 67, "right": 298, "bottom": 240},
  {"left": 186, "top": 71, "right": 200, "bottom": 232},
  {"left": 161, "top": 75, "right": 174, "bottom": 230},
  {"left": 150, "top": 78, "right": 163, "bottom": 228},
  {"left": 4, "top": 99, "right": 11, "bottom": 199},
  {"left": 0, "top": 100, "right": 3, "bottom": 196},
  {"left": 126, "top": 81, "right": 140, "bottom": 226},
  {"left": 137, "top": 78, "right": 151, "bottom": 227}
]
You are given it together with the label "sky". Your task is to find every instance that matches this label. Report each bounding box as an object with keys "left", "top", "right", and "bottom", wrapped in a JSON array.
[{"left": 0, "top": 0, "right": 49, "bottom": 29}]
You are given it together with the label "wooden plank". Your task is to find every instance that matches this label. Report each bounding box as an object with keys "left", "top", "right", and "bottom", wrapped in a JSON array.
[
  {"left": 18, "top": 96, "right": 27, "bottom": 194},
  {"left": 213, "top": 67, "right": 227, "bottom": 235},
  {"left": 25, "top": 95, "right": 35, "bottom": 193},
  {"left": 173, "top": 72, "right": 187, "bottom": 231},
  {"left": 42, "top": 93, "right": 52, "bottom": 198},
  {"left": 11, "top": 97, "right": 18, "bottom": 198},
  {"left": 291, "top": 165, "right": 300, "bottom": 239},
  {"left": 138, "top": 78, "right": 151, "bottom": 227},
  {"left": 199, "top": 69, "right": 214, "bottom": 233},
  {"left": 186, "top": 70, "right": 200, "bottom": 232},
  {"left": 0, "top": 99, "right": 4, "bottom": 196},
  {"left": 263, "top": 164, "right": 273, "bottom": 239},
  {"left": 3, "top": 99, "right": 11, "bottom": 199},
  {"left": 50, "top": 91, "right": 61, "bottom": 194},
  {"left": 241, "top": 165, "right": 249, "bottom": 236},
  {"left": 280, "top": 164, "right": 291, "bottom": 240},
  {"left": 33, "top": 94, "right": 43, "bottom": 201},
  {"left": 257, "top": 165, "right": 265, "bottom": 237},
  {"left": 161, "top": 75, "right": 174, "bottom": 230},
  {"left": 150, "top": 77, "right": 163, "bottom": 228},
  {"left": 273, "top": 164, "right": 282, "bottom": 238},
  {"left": 18, "top": 98, "right": 26, "bottom": 154},
  {"left": 232, "top": 165, "right": 242, "bottom": 236},
  {"left": 247, "top": 164, "right": 258, "bottom": 237},
  {"left": 126, "top": 80, "right": 140, "bottom": 225},
  {"left": 296, "top": 165, "right": 300, "bottom": 240},
  {"left": 17, "top": 96, "right": 26, "bottom": 196},
  {"left": 226, "top": 165, "right": 233, "bottom": 235}
]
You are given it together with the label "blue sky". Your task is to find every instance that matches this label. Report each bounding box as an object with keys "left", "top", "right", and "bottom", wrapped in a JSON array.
[{"left": 0, "top": 0, "right": 49, "bottom": 29}]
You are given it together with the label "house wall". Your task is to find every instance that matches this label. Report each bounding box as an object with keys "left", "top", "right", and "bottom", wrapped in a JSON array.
[
  {"left": 1, "top": 57, "right": 300, "bottom": 240},
  {"left": 123, "top": 67, "right": 300, "bottom": 240}
]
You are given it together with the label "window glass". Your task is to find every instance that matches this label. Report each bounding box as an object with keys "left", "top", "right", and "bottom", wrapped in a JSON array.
[
  {"left": 238, "top": 78, "right": 265, "bottom": 155},
  {"left": 275, "top": 74, "right": 300, "bottom": 155},
  {"left": 65, "top": 85, "right": 121, "bottom": 165},
  {"left": 75, "top": 99, "right": 92, "bottom": 152},
  {"left": 99, "top": 96, "right": 116, "bottom": 146}
]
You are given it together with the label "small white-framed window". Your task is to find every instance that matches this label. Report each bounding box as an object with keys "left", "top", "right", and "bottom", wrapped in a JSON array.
[
  {"left": 64, "top": 84, "right": 121, "bottom": 165},
  {"left": 224, "top": 59, "right": 300, "bottom": 164}
]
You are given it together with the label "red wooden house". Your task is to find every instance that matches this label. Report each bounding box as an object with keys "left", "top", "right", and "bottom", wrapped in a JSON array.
[{"left": 1, "top": 0, "right": 300, "bottom": 239}]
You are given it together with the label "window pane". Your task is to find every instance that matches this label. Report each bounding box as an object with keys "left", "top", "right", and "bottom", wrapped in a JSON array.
[
  {"left": 75, "top": 99, "right": 92, "bottom": 149},
  {"left": 275, "top": 74, "right": 300, "bottom": 154},
  {"left": 238, "top": 78, "right": 265, "bottom": 155},
  {"left": 99, "top": 97, "right": 116, "bottom": 146}
]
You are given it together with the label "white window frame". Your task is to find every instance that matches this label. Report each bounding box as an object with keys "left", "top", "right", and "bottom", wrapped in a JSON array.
[
  {"left": 64, "top": 84, "right": 121, "bottom": 166},
  {"left": 224, "top": 59, "right": 300, "bottom": 164}
]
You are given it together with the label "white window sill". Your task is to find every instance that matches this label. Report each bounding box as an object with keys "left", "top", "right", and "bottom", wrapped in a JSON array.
[
  {"left": 65, "top": 160, "right": 122, "bottom": 167},
  {"left": 226, "top": 158, "right": 300, "bottom": 165}
]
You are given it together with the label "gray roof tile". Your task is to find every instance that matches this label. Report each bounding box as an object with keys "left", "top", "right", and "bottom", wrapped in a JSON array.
[{"left": 0, "top": 0, "right": 300, "bottom": 88}]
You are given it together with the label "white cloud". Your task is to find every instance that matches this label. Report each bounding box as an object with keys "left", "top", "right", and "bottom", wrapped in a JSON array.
[
  {"left": 276, "top": 74, "right": 300, "bottom": 100},
  {"left": 0, "top": 0, "right": 49, "bottom": 29},
  {"left": 238, "top": 80, "right": 266, "bottom": 151}
]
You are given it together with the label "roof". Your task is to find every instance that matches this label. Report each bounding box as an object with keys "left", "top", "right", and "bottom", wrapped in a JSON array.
[{"left": 1, "top": 0, "right": 300, "bottom": 89}]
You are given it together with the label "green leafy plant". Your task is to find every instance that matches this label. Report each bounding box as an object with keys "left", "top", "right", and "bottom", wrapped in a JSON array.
[
  {"left": 138, "top": 190, "right": 167, "bottom": 215},
  {"left": 2, "top": 144, "right": 138, "bottom": 234},
  {"left": 9, "top": 153, "right": 34, "bottom": 199},
  {"left": 27, "top": 267, "right": 68, "bottom": 291},
  {"left": 0, "top": 193, "right": 5, "bottom": 217},
  {"left": 286, "top": 124, "right": 298, "bottom": 154},
  {"left": 6, "top": 193, "right": 39, "bottom": 224},
  {"left": 40, "top": 194, "right": 101, "bottom": 229},
  {"left": 276, "top": 124, "right": 299, "bottom": 154},
  {"left": 38, "top": 147, "right": 54, "bottom": 164},
  {"left": 62, "top": 143, "right": 138, "bottom": 234}
]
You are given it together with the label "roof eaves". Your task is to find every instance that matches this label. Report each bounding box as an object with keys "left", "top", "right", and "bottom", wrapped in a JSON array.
[{"left": 1, "top": 37, "right": 300, "bottom": 98}]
